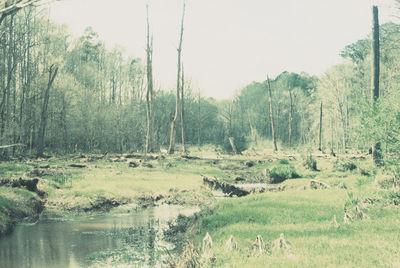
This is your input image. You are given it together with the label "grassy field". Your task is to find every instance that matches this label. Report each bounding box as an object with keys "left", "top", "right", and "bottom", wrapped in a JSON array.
[
  {"left": 176, "top": 155, "right": 400, "bottom": 267},
  {"left": 0, "top": 152, "right": 229, "bottom": 214}
]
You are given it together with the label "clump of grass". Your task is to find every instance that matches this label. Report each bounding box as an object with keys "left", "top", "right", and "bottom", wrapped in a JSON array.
[
  {"left": 303, "top": 155, "right": 318, "bottom": 171},
  {"left": 278, "top": 159, "right": 289, "bottom": 165},
  {"left": 50, "top": 175, "right": 70, "bottom": 187},
  {"left": 385, "top": 191, "right": 400, "bottom": 205},
  {"left": 0, "top": 162, "right": 34, "bottom": 177},
  {"left": 336, "top": 159, "right": 357, "bottom": 172},
  {"left": 355, "top": 177, "right": 374, "bottom": 188},
  {"left": 269, "top": 165, "right": 300, "bottom": 183},
  {"left": 377, "top": 176, "right": 399, "bottom": 189},
  {"left": 345, "top": 192, "right": 360, "bottom": 207}
]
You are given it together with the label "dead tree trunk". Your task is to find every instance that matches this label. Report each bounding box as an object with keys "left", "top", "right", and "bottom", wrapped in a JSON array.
[
  {"left": 288, "top": 89, "right": 293, "bottom": 147},
  {"left": 267, "top": 76, "right": 278, "bottom": 152},
  {"left": 371, "top": 5, "right": 382, "bottom": 166},
  {"left": 197, "top": 89, "right": 201, "bottom": 146},
  {"left": 168, "top": 3, "right": 185, "bottom": 154},
  {"left": 145, "top": 4, "right": 154, "bottom": 153},
  {"left": 229, "top": 137, "right": 238, "bottom": 155},
  {"left": 37, "top": 65, "right": 58, "bottom": 157},
  {"left": 318, "top": 102, "right": 323, "bottom": 151},
  {"left": 180, "top": 65, "right": 186, "bottom": 153},
  {"left": 330, "top": 117, "right": 335, "bottom": 156}
]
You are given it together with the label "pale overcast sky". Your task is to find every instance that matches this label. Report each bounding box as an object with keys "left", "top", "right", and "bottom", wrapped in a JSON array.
[{"left": 48, "top": 0, "right": 397, "bottom": 99}]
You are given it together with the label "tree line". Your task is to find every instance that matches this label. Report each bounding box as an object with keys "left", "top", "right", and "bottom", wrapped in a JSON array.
[{"left": 0, "top": 3, "right": 399, "bottom": 167}]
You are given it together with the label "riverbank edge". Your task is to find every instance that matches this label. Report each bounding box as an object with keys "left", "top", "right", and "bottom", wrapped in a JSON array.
[
  {"left": 0, "top": 182, "right": 214, "bottom": 239},
  {"left": 0, "top": 188, "right": 45, "bottom": 238}
]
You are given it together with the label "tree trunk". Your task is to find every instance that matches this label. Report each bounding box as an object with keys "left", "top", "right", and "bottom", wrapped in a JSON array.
[
  {"left": 318, "top": 102, "right": 323, "bottom": 151},
  {"left": 288, "top": 89, "right": 293, "bottom": 147},
  {"left": 267, "top": 76, "right": 278, "bottom": 152},
  {"left": 0, "top": 0, "right": 39, "bottom": 26},
  {"left": 145, "top": 4, "right": 154, "bottom": 154},
  {"left": 330, "top": 117, "right": 335, "bottom": 156},
  {"left": 371, "top": 5, "right": 382, "bottom": 166},
  {"left": 180, "top": 65, "right": 186, "bottom": 153},
  {"left": 168, "top": 3, "right": 185, "bottom": 154},
  {"left": 197, "top": 89, "right": 201, "bottom": 146},
  {"left": 37, "top": 65, "right": 58, "bottom": 157},
  {"left": 229, "top": 137, "right": 238, "bottom": 155}
]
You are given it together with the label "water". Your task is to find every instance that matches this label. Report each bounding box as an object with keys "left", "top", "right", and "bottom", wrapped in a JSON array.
[{"left": 0, "top": 205, "right": 197, "bottom": 268}]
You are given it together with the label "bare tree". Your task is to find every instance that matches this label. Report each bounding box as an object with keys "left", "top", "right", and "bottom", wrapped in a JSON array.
[
  {"left": 0, "top": 0, "right": 51, "bottom": 25},
  {"left": 37, "top": 64, "right": 58, "bottom": 157},
  {"left": 371, "top": 5, "right": 382, "bottom": 165},
  {"left": 145, "top": 4, "right": 154, "bottom": 153},
  {"left": 197, "top": 88, "right": 201, "bottom": 145},
  {"left": 168, "top": 2, "right": 185, "bottom": 154},
  {"left": 318, "top": 102, "right": 323, "bottom": 151},
  {"left": 267, "top": 76, "right": 278, "bottom": 152},
  {"left": 180, "top": 64, "right": 186, "bottom": 153}
]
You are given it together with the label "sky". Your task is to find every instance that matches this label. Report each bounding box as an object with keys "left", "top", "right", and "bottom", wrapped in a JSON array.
[{"left": 48, "top": 0, "right": 397, "bottom": 99}]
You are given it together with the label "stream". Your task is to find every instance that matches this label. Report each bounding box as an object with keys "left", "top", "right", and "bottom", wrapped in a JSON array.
[{"left": 0, "top": 205, "right": 198, "bottom": 268}]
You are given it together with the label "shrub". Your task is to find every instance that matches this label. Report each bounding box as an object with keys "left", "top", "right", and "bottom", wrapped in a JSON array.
[
  {"left": 303, "top": 155, "right": 318, "bottom": 171},
  {"left": 336, "top": 159, "right": 357, "bottom": 172},
  {"left": 279, "top": 159, "right": 289, "bottom": 165},
  {"left": 386, "top": 191, "right": 400, "bottom": 205},
  {"left": 378, "top": 176, "right": 399, "bottom": 190},
  {"left": 269, "top": 165, "right": 300, "bottom": 184}
]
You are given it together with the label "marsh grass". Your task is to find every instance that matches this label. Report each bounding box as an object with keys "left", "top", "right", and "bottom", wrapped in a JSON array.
[
  {"left": 185, "top": 156, "right": 400, "bottom": 268},
  {"left": 0, "top": 162, "right": 35, "bottom": 177},
  {"left": 2, "top": 152, "right": 400, "bottom": 267},
  {"left": 194, "top": 186, "right": 400, "bottom": 267}
]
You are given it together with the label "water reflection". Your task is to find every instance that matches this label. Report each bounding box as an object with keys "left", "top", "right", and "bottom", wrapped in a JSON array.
[{"left": 0, "top": 205, "right": 198, "bottom": 268}]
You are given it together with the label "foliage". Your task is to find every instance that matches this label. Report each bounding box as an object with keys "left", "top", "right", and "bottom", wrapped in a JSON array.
[
  {"left": 269, "top": 165, "right": 300, "bottom": 183},
  {"left": 278, "top": 159, "right": 289, "bottom": 165},
  {"left": 335, "top": 159, "right": 357, "bottom": 172},
  {"left": 303, "top": 155, "right": 318, "bottom": 171}
]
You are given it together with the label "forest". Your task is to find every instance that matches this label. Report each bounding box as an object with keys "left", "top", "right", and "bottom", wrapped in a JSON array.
[
  {"left": 0, "top": 2, "right": 399, "bottom": 161},
  {"left": 1, "top": 1, "right": 400, "bottom": 268}
]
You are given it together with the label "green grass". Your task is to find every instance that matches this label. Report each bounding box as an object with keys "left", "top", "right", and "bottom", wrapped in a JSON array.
[
  {"left": 269, "top": 165, "right": 300, "bottom": 183},
  {"left": 0, "top": 162, "right": 35, "bottom": 177},
  {"left": 2, "top": 151, "right": 400, "bottom": 267},
  {"left": 190, "top": 170, "right": 400, "bottom": 267},
  {"left": 0, "top": 187, "right": 39, "bottom": 236}
]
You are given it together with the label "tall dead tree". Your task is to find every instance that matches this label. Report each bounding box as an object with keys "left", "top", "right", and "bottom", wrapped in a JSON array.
[
  {"left": 197, "top": 89, "right": 201, "bottom": 145},
  {"left": 267, "top": 76, "right": 278, "bottom": 152},
  {"left": 180, "top": 65, "right": 186, "bottom": 153},
  {"left": 371, "top": 5, "right": 382, "bottom": 166},
  {"left": 37, "top": 64, "right": 58, "bottom": 157},
  {"left": 318, "top": 102, "right": 323, "bottom": 151},
  {"left": 168, "top": 2, "right": 185, "bottom": 154},
  {"left": 145, "top": 4, "right": 154, "bottom": 153}
]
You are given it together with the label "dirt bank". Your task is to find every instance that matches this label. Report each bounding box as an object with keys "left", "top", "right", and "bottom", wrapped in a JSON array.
[{"left": 0, "top": 187, "right": 45, "bottom": 238}]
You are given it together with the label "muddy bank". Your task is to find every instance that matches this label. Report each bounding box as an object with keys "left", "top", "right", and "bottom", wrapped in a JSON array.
[
  {"left": 46, "top": 188, "right": 214, "bottom": 214},
  {"left": 0, "top": 188, "right": 45, "bottom": 238}
]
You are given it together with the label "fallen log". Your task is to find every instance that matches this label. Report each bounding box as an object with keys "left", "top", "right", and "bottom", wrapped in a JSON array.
[
  {"left": 236, "top": 183, "right": 287, "bottom": 193},
  {"left": 68, "top": 164, "right": 87, "bottom": 168},
  {"left": 0, "top": 144, "right": 25, "bottom": 149},
  {"left": 203, "top": 176, "right": 249, "bottom": 197},
  {"left": 309, "top": 179, "right": 331, "bottom": 189},
  {"left": 181, "top": 155, "right": 200, "bottom": 160}
]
